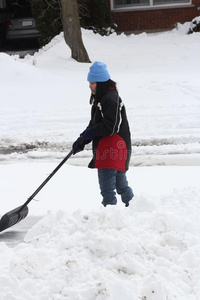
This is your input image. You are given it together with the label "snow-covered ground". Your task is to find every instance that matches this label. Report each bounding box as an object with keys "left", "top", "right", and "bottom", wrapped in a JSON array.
[{"left": 0, "top": 22, "right": 200, "bottom": 299}]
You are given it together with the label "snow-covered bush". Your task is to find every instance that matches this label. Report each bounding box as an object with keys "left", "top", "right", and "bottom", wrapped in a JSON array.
[{"left": 188, "top": 16, "right": 200, "bottom": 34}]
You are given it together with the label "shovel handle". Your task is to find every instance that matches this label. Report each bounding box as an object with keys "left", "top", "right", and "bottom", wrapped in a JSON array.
[{"left": 20, "top": 150, "right": 73, "bottom": 211}]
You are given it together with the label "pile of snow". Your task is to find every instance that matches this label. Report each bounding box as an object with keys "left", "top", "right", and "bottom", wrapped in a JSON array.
[{"left": 1, "top": 189, "right": 200, "bottom": 299}]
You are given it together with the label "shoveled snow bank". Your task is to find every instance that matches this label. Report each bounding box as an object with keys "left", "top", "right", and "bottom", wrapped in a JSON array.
[{"left": 0, "top": 188, "right": 200, "bottom": 300}]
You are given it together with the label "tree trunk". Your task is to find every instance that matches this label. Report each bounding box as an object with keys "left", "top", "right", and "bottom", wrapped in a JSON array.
[{"left": 61, "top": 0, "right": 91, "bottom": 63}]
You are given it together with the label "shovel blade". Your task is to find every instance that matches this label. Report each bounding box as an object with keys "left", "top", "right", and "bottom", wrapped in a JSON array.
[{"left": 0, "top": 205, "right": 29, "bottom": 232}]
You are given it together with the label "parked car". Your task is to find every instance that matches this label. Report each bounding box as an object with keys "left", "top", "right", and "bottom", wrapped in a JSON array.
[
  {"left": 5, "top": 17, "right": 40, "bottom": 41},
  {"left": 4, "top": 7, "right": 40, "bottom": 42}
]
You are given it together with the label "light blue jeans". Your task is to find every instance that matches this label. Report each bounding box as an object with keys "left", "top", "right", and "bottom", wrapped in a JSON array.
[{"left": 97, "top": 169, "right": 134, "bottom": 207}]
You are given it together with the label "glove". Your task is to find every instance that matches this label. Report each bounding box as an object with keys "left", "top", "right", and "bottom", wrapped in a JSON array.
[
  {"left": 72, "top": 138, "right": 85, "bottom": 155},
  {"left": 72, "top": 127, "right": 96, "bottom": 155}
]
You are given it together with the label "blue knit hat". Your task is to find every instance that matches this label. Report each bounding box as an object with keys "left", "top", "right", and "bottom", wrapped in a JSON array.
[{"left": 87, "top": 61, "right": 110, "bottom": 82}]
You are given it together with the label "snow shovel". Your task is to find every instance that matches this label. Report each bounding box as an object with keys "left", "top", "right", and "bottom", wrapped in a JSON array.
[{"left": 0, "top": 149, "right": 73, "bottom": 233}]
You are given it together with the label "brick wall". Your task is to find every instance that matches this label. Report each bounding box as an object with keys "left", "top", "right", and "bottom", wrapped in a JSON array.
[{"left": 110, "top": 0, "right": 200, "bottom": 32}]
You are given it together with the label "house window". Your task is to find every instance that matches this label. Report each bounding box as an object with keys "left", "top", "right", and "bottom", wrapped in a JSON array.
[
  {"left": 113, "top": 0, "right": 190, "bottom": 8},
  {"left": 114, "top": 0, "right": 149, "bottom": 7},
  {"left": 153, "top": 0, "right": 190, "bottom": 4}
]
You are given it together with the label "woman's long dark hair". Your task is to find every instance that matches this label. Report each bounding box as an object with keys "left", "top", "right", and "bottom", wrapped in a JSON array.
[{"left": 90, "top": 79, "right": 117, "bottom": 105}]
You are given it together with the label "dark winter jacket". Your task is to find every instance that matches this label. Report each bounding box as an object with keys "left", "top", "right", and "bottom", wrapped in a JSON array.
[{"left": 88, "top": 88, "right": 131, "bottom": 172}]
